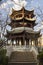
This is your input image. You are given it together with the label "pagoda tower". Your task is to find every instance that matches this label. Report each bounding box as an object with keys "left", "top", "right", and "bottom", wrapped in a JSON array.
[{"left": 5, "top": 7, "right": 40, "bottom": 47}]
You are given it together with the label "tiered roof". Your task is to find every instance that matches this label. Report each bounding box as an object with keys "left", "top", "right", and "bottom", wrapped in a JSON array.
[
  {"left": 4, "top": 7, "right": 40, "bottom": 39},
  {"left": 5, "top": 27, "right": 40, "bottom": 39},
  {"left": 10, "top": 7, "right": 36, "bottom": 21},
  {"left": 6, "top": 27, "right": 40, "bottom": 34}
]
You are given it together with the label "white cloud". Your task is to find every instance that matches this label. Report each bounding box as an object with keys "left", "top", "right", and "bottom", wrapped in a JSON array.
[{"left": 6, "top": 25, "right": 11, "bottom": 31}]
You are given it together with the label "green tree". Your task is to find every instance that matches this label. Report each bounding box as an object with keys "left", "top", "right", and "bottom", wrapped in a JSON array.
[
  {"left": 0, "top": 49, "right": 8, "bottom": 65},
  {"left": 37, "top": 49, "right": 43, "bottom": 65}
]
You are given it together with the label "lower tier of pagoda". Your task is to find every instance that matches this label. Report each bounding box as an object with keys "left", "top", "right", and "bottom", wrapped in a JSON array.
[{"left": 5, "top": 27, "right": 40, "bottom": 39}]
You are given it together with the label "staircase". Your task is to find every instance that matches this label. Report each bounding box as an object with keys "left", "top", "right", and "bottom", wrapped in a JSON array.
[{"left": 8, "top": 51, "right": 37, "bottom": 65}]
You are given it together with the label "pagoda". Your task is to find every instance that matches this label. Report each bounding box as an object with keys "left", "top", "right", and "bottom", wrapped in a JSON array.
[{"left": 5, "top": 7, "right": 40, "bottom": 47}]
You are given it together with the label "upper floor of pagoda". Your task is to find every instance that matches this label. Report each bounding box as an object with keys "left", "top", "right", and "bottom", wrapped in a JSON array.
[{"left": 10, "top": 7, "right": 36, "bottom": 21}]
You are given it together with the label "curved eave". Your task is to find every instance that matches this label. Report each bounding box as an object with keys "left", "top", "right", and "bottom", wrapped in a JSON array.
[
  {"left": 10, "top": 7, "right": 34, "bottom": 20},
  {"left": 25, "top": 17, "right": 36, "bottom": 21},
  {"left": 26, "top": 30, "right": 40, "bottom": 34},
  {"left": 6, "top": 27, "right": 35, "bottom": 34},
  {"left": 5, "top": 27, "right": 41, "bottom": 39},
  {"left": 7, "top": 30, "right": 40, "bottom": 36},
  {"left": 11, "top": 7, "right": 34, "bottom": 14},
  {"left": 10, "top": 16, "right": 36, "bottom": 22},
  {"left": 12, "top": 7, "right": 23, "bottom": 12},
  {"left": 7, "top": 30, "right": 23, "bottom": 34}
]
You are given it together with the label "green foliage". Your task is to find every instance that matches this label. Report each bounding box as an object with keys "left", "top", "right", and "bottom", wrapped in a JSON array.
[
  {"left": 0, "top": 49, "right": 8, "bottom": 65},
  {"left": 37, "top": 50, "right": 43, "bottom": 65}
]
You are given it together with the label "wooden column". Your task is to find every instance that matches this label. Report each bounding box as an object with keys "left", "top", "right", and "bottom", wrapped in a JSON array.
[
  {"left": 35, "top": 38, "right": 38, "bottom": 47},
  {"left": 16, "top": 39, "right": 18, "bottom": 45},
  {"left": 26, "top": 39, "right": 29, "bottom": 46},
  {"left": 28, "top": 39, "right": 29, "bottom": 46},
  {"left": 23, "top": 36, "right": 25, "bottom": 45},
  {"left": 31, "top": 39, "right": 32, "bottom": 46},
  {"left": 21, "top": 39, "right": 22, "bottom": 46},
  {"left": 11, "top": 39, "right": 14, "bottom": 45},
  {"left": 21, "top": 38, "right": 23, "bottom": 45},
  {"left": 15, "top": 38, "right": 19, "bottom": 46},
  {"left": 25, "top": 39, "right": 26, "bottom": 46},
  {"left": 18, "top": 39, "right": 19, "bottom": 45},
  {"left": 16, "top": 39, "right": 17, "bottom": 46}
]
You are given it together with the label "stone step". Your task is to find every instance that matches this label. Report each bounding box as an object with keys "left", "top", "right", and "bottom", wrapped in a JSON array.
[
  {"left": 8, "top": 62, "right": 37, "bottom": 65},
  {"left": 8, "top": 51, "right": 37, "bottom": 65}
]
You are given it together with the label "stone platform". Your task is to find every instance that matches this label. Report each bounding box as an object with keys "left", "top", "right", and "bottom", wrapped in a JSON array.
[{"left": 8, "top": 51, "right": 37, "bottom": 65}]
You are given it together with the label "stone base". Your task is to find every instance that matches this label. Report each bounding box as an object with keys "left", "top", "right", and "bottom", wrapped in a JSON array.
[{"left": 8, "top": 51, "right": 37, "bottom": 65}]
